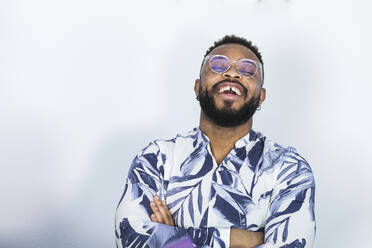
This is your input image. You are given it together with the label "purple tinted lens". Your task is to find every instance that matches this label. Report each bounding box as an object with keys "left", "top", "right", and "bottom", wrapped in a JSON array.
[
  {"left": 209, "top": 56, "right": 229, "bottom": 73},
  {"left": 237, "top": 60, "right": 257, "bottom": 77}
]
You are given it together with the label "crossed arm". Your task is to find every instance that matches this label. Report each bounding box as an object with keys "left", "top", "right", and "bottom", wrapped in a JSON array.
[
  {"left": 116, "top": 144, "right": 316, "bottom": 248},
  {"left": 116, "top": 174, "right": 315, "bottom": 248},
  {"left": 150, "top": 195, "right": 264, "bottom": 248}
]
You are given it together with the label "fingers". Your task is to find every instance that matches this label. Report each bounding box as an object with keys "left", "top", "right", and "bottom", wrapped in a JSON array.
[
  {"left": 150, "top": 201, "right": 161, "bottom": 222},
  {"left": 150, "top": 213, "right": 158, "bottom": 222},
  {"left": 156, "top": 197, "right": 174, "bottom": 226},
  {"left": 150, "top": 195, "right": 175, "bottom": 226}
]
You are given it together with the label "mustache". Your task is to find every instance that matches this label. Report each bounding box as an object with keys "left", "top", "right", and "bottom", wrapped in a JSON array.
[{"left": 212, "top": 79, "right": 248, "bottom": 96}]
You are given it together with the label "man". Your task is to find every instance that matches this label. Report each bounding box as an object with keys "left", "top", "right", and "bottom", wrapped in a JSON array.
[{"left": 115, "top": 35, "right": 316, "bottom": 248}]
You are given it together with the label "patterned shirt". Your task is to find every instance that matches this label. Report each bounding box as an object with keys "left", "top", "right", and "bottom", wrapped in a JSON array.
[{"left": 115, "top": 128, "right": 316, "bottom": 248}]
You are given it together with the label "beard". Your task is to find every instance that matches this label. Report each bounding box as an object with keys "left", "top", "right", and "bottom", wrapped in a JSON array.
[{"left": 198, "top": 82, "right": 260, "bottom": 128}]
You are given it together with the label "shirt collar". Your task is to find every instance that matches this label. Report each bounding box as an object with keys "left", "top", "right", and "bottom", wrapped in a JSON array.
[{"left": 195, "top": 127, "right": 261, "bottom": 149}]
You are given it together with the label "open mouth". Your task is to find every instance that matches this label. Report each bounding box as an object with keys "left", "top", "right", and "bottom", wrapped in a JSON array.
[
  {"left": 215, "top": 81, "right": 245, "bottom": 98},
  {"left": 218, "top": 86, "right": 242, "bottom": 96}
]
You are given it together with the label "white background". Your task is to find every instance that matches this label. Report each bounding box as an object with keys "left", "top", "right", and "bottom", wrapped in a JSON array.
[{"left": 1, "top": 0, "right": 371, "bottom": 247}]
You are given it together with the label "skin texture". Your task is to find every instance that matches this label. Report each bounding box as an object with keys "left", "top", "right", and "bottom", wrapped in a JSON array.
[
  {"left": 230, "top": 228, "right": 264, "bottom": 248},
  {"left": 150, "top": 44, "right": 266, "bottom": 247}
]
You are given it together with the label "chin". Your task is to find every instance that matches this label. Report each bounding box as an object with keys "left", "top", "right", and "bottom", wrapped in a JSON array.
[{"left": 222, "top": 100, "right": 244, "bottom": 110}]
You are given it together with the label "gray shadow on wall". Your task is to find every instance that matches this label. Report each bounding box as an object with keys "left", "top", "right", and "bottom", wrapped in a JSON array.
[
  {"left": 72, "top": 126, "right": 173, "bottom": 248},
  {"left": 0, "top": 127, "right": 173, "bottom": 248}
]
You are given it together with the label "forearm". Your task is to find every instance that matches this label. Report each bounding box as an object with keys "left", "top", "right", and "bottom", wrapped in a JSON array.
[
  {"left": 149, "top": 196, "right": 263, "bottom": 248},
  {"left": 230, "top": 228, "right": 264, "bottom": 248},
  {"left": 116, "top": 217, "right": 230, "bottom": 248},
  {"left": 116, "top": 190, "right": 230, "bottom": 247}
]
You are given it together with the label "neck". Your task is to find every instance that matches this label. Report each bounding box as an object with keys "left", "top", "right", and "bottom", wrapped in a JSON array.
[{"left": 199, "top": 112, "right": 252, "bottom": 164}]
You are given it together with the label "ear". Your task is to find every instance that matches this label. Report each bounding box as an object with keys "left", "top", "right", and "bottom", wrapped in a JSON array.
[
  {"left": 259, "top": 87, "right": 266, "bottom": 105},
  {"left": 194, "top": 79, "right": 200, "bottom": 97}
]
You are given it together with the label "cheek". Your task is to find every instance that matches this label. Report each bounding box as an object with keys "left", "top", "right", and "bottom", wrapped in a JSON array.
[
  {"left": 245, "top": 83, "right": 261, "bottom": 99},
  {"left": 200, "top": 78, "right": 217, "bottom": 92},
  {"left": 201, "top": 69, "right": 221, "bottom": 83}
]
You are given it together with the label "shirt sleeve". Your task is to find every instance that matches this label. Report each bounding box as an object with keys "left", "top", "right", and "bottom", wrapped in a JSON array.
[
  {"left": 257, "top": 149, "right": 316, "bottom": 248},
  {"left": 115, "top": 142, "right": 230, "bottom": 248}
]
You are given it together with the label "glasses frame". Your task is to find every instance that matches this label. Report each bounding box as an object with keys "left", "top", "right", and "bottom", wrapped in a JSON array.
[{"left": 205, "top": 54, "right": 262, "bottom": 79}]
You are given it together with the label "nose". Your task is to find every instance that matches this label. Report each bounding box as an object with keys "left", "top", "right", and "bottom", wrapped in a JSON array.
[{"left": 222, "top": 66, "right": 241, "bottom": 79}]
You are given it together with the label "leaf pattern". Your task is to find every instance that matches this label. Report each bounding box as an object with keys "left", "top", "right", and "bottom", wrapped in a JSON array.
[{"left": 115, "top": 128, "right": 316, "bottom": 247}]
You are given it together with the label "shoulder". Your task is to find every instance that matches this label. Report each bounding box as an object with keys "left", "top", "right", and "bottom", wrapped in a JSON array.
[
  {"left": 146, "top": 127, "right": 200, "bottom": 154},
  {"left": 260, "top": 134, "right": 309, "bottom": 166},
  {"left": 260, "top": 134, "right": 315, "bottom": 186},
  {"left": 130, "top": 128, "right": 199, "bottom": 166}
]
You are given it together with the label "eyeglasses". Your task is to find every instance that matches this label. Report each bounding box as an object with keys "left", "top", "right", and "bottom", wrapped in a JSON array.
[{"left": 205, "top": 54, "right": 262, "bottom": 78}]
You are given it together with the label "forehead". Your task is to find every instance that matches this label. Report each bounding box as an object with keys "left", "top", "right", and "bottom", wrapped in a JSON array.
[{"left": 209, "top": 43, "right": 259, "bottom": 62}]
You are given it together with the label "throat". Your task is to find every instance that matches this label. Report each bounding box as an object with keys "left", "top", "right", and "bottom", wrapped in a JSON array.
[
  {"left": 209, "top": 142, "right": 235, "bottom": 166},
  {"left": 199, "top": 113, "right": 253, "bottom": 165}
]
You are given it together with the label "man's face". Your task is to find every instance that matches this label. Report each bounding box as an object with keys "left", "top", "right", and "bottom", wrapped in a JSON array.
[{"left": 195, "top": 43, "right": 265, "bottom": 127}]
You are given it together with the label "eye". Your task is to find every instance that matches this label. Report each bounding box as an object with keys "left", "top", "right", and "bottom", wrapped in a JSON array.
[
  {"left": 237, "top": 60, "right": 258, "bottom": 77},
  {"left": 209, "top": 55, "right": 230, "bottom": 73}
]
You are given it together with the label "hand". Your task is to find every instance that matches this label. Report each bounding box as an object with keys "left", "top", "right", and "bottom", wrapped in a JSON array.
[{"left": 150, "top": 195, "right": 175, "bottom": 226}]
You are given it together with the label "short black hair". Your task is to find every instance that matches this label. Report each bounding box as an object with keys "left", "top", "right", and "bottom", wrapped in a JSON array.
[{"left": 200, "top": 35, "right": 264, "bottom": 82}]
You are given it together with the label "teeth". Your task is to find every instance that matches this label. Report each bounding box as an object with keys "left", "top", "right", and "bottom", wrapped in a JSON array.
[
  {"left": 218, "top": 86, "right": 229, "bottom": 93},
  {"left": 218, "top": 86, "right": 242, "bottom": 95},
  {"left": 231, "top": 86, "right": 242, "bottom": 95}
]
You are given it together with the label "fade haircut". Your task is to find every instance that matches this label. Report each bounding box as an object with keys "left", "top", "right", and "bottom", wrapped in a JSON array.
[{"left": 200, "top": 35, "right": 264, "bottom": 83}]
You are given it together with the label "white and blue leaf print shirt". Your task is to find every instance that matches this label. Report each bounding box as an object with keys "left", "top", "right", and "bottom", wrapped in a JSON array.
[{"left": 115, "top": 128, "right": 316, "bottom": 248}]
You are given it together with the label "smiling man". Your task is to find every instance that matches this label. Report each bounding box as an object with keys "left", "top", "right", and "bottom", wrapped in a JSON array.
[{"left": 115, "top": 35, "right": 316, "bottom": 248}]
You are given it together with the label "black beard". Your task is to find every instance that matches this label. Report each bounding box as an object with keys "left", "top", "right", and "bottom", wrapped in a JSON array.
[{"left": 198, "top": 84, "right": 260, "bottom": 128}]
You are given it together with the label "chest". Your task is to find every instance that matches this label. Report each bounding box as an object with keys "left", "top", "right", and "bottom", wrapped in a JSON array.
[{"left": 164, "top": 154, "right": 274, "bottom": 230}]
